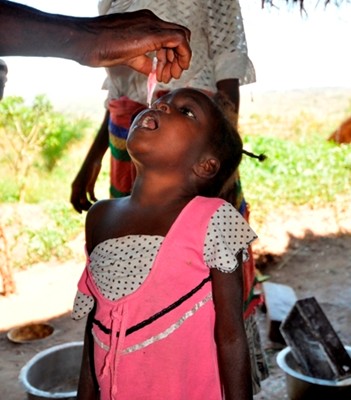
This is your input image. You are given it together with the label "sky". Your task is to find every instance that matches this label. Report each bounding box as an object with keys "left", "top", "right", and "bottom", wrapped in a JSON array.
[{"left": 2, "top": 0, "right": 351, "bottom": 116}]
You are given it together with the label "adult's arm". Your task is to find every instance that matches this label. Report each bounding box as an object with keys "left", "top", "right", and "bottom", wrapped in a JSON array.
[
  {"left": 0, "top": 1, "right": 191, "bottom": 82},
  {"left": 216, "top": 79, "right": 240, "bottom": 115}
]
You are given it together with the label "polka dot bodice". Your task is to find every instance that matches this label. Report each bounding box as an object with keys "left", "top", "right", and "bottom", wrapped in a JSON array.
[
  {"left": 72, "top": 202, "right": 256, "bottom": 320},
  {"left": 88, "top": 235, "right": 162, "bottom": 300}
]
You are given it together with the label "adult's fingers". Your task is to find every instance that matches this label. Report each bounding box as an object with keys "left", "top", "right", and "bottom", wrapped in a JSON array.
[
  {"left": 155, "top": 49, "right": 168, "bottom": 83},
  {"left": 165, "top": 47, "right": 183, "bottom": 81},
  {"left": 155, "top": 43, "right": 190, "bottom": 83},
  {"left": 159, "top": 31, "right": 191, "bottom": 73},
  {"left": 169, "top": 31, "right": 191, "bottom": 71},
  {"left": 118, "top": 18, "right": 191, "bottom": 81}
]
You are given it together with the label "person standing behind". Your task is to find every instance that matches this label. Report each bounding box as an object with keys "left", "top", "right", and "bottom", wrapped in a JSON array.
[
  {"left": 71, "top": 0, "right": 254, "bottom": 209},
  {"left": 71, "top": 1, "right": 268, "bottom": 393}
]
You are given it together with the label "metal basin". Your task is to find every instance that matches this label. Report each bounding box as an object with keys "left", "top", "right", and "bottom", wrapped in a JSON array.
[
  {"left": 8, "top": 323, "right": 54, "bottom": 343},
  {"left": 19, "top": 341, "right": 83, "bottom": 400},
  {"left": 277, "top": 346, "right": 351, "bottom": 400}
]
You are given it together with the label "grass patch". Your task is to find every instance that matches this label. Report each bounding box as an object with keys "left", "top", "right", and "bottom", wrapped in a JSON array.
[{"left": 239, "top": 113, "right": 351, "bottom": 226}]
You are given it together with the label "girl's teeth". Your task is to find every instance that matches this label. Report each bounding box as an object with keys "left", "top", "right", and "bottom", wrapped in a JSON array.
[{"left": 142, "top": 116, "right": 157, "bottom": 129}]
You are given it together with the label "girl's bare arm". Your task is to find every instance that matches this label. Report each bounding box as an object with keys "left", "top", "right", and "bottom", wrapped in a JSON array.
[
  {"left": 77, "top": 312, "right": 99, "bottom": 400},
  {"left": 211, "top": 253, "right": 253, "bottom": 400}
]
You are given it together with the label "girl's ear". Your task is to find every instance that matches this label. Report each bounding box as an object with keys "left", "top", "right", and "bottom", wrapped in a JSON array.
[{"left": 193, "top": 157, "right": 220, "bottom": 179}]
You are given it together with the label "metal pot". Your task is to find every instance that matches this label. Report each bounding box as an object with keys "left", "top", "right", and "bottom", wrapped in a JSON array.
[
  {"left": 19, "top": 341, "right": 83, "bottom": 400},
  {"left": 277, "top": 346, "right": 351, "bottom": 400}
]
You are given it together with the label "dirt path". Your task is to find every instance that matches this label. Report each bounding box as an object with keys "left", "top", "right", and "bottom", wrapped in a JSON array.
[
  {"left": 252, "top": 201, "right": 351, "bottom": 399},
  {"left": 1, "top": 200, "right": 350, "bottom": 399}
]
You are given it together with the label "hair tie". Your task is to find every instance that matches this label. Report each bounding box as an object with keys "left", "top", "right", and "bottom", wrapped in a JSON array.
[{"left": 242, "top": 149, "right": 267, "bottom": 162}]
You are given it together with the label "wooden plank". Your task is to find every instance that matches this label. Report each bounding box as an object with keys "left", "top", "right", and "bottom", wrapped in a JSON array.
[{"left": 280, "top": 297, "right": 351, "bottom": 380}]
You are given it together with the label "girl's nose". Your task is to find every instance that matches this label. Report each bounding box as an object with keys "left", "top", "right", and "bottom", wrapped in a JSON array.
[{"left": 155, "top": 101, "right": 171, "bottom": 113}]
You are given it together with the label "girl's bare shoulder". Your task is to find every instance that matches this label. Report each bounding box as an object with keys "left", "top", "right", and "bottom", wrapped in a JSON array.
[
  {"left": 86, "top": 198, "right": 127, "bottom": 234},
  {"left": 85, "top": 198, "right": 129, "bottom": 253},
  {"left": 88, "top": 198, "right": 116, "bottom": 213}
]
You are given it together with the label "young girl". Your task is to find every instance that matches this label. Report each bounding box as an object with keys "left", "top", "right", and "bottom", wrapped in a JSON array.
[
  {"left": 71, "top": 4, "right": 268, "bottom": 392},
  {"left": 73, "top": 88, "right": 256, "bottom": 400}
]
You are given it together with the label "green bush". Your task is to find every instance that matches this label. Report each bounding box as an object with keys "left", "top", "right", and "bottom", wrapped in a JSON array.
[{"left": 0, "top": 95, "right": 91, "bottom": 201}]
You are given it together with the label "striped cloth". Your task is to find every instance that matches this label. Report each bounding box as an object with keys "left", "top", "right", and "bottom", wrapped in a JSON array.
[{"left": 108, "top": 97, "right": 145, "bottom": 198}]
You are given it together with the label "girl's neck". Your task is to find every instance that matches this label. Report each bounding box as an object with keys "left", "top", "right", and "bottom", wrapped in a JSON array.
[{"left": 130, "top": 173, "right": 196, "bottom": 209}]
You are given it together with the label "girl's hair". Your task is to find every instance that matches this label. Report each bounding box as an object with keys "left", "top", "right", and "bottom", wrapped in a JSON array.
[
  {"left": 198, "top": 93, "right": 244, "bottom": 197},
  {"left": 198, "top": 91, "right": 266, "bottom": 199}
]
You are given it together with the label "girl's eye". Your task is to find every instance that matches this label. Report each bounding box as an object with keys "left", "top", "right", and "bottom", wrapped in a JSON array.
[{"left": 179, "top": 107, "right": 195, "bottom": 119}]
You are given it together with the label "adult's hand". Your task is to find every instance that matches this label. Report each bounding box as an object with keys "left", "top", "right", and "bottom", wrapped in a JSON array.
[
  {"left": 78, "top": 10, "right": 191, "bottom": 83},
  {"left": 0, "top": 2, "right": 191, "bottom": 83},
  {"left": 71, "top": 162, "right": 101, "bottom": 214}
]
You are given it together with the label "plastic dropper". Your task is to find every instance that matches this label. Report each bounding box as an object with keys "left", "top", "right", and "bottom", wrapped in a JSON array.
[{"left": 147, "top": 57, "right": 157, "bottom": 108}]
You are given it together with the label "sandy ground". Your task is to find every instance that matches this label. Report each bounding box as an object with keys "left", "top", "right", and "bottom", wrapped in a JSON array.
[
  {"left": 1, "top": 198, "right": 350, "bottom": 399},
  {"left": 1, "top": 260, "right": 84, "bottom": 331}
]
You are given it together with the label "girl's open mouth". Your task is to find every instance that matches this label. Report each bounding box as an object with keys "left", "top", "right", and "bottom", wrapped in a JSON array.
[{"left": 140, "top": 114, "right": 158, "bottom": 130}]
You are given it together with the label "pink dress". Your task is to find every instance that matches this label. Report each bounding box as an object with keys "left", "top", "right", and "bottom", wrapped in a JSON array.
[{"left": 75, "top": 196, "right": 256, "bottom": 399}]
